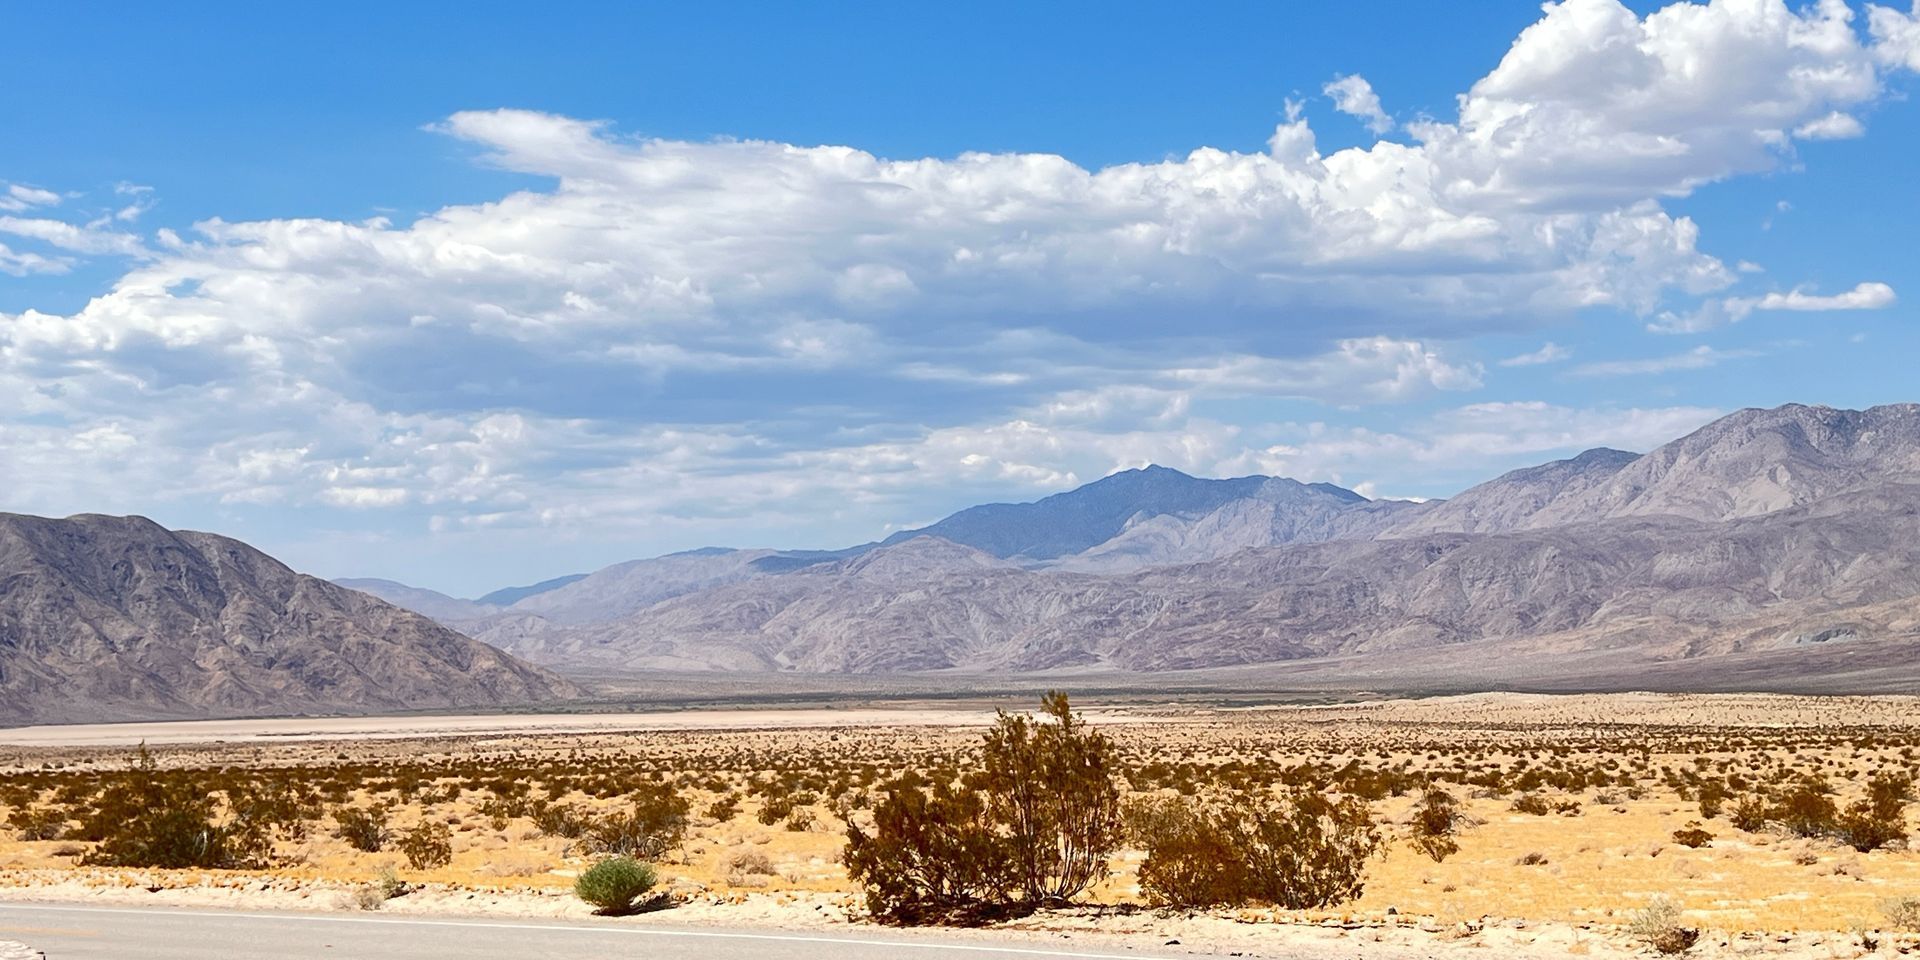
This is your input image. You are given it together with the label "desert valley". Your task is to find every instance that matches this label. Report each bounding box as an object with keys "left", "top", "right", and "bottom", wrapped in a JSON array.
[
  {"left": 4, "top": 404, "right": 1920, "bottom": 957},
  {"left": 11, "top": 2, "right": 1920, "bottom": 955}
]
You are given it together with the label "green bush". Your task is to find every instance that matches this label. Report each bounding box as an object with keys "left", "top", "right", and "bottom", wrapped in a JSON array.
[{"left": 574, "top": 856, "right": 658, "bottom": 915}]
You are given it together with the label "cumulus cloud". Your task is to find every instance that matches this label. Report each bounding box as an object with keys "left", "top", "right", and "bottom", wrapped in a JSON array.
[
  {"left": 1323, "top": 74, "right": 1393, "bottom": 133},
  {"left": 1871, "top": 1, "right": 1920, "bottom": 69},
  {"left": 0, "top": 0, "right": 1914, "bottom": 577}
]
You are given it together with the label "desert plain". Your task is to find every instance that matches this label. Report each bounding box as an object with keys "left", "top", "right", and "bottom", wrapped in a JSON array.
[{"left": 3, "top": 691, "right": 1920, "bottom": 959}]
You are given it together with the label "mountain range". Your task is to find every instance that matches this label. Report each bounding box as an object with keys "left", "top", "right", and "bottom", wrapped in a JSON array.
[
  {"left": 7, "top": 401, "right": 1920, "bottom": 725},
  {"left": 343, "top": 403, "right": 1920, "bottom": 687}
]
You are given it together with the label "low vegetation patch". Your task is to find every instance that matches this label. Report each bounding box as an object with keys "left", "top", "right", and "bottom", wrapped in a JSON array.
[{"left": 574, "top": 856, "right": 659, "bottom": 916}]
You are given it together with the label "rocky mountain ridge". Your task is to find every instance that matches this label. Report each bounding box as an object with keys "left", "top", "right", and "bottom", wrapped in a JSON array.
[
  {"left": 0, "top": 514, "right": 579, "bottom": 724},
  {"left": 363, "top": 403, "right": 1920, "bottom": 685}
]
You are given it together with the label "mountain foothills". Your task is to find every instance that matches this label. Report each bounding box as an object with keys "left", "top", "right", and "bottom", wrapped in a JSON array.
[
  {"left": 5, "top": 402, "right": 1920, "bottom": 725},
  {"left": 0, "top": 515, "right": 578, "bottom": 724},
  {"left": 353, "top": 403, "right": 1920, "bottom": 689}
]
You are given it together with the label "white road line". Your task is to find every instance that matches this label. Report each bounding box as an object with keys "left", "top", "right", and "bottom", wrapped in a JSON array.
[{"left": 0, "top": 903, "right": 1169, "bottom": 959}]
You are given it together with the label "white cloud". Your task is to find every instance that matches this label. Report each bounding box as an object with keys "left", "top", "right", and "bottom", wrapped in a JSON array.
[
  {"left": 1571, "top": 345, "right": 1761, "bottom": 376},
  {"left": 0, "top": 0, "right": 1913, "bottom": 567},
  {"left": 1652, "top": 280, "right": 1896, "bottom": 331},
  {"left": 1748, "top": 281, "right": 1897, "bottom": 312},
  {"left": 1870, "top": 1, "right": 1920, "bottom": 70},
  {"left": 1795, "top": 111, "right": 1867, "bottom": 139},
  {"left": 1498, "top": 342, "right": 1572, "bottom": 366},
  {"left": 1163, "top": 338, "right": 1482, "bottom": 402},
  {"left": 0, "top": 241, "right": 69, "bottom": 276},
  {"left": 1323, "top": 74, "right": 1393, "bottom": 134},
  {"left": 1225, "top": 401, "right": 1722, "bottom": 491},
  {"left": 0, "top": 184, "right": 62, "bottom": 212},
  {"left": 0, "top": 216, "right": 149, "bottom": 257}
]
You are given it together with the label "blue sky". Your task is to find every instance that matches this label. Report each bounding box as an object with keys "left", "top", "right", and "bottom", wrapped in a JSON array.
[{"left": 3, "top": 0, "right": 1919, "bottom": 595}]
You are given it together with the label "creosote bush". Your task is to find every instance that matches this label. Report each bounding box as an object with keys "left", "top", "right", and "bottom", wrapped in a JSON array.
[
  {"left": 843, "top": 777, "right": 1015, "bottom": 923},
  {"left": 1409, "top": 785, "right": 1463, "bottom": 863},
  {"left": 81, "top": 746, "right": 262, "bottom": 869},
  {"left": 842, "top": 692, "right": 1120, "bottom": 923},
  {"left": 582, "top": 782, "right": 690, "bottom": 860},
  {"left": 334, "top": 804, "right": 392, "bottom": 853},
  {"left": 574, "top": 856, "right": 658, "bottom": 915},
  {"left": 980, "top": 691, "right": 1123, "bottom": 906},
  {"left": 1129, "top": 789, "right": 1381, "bottom": 909},
  {"left": 399, "top": 821, "right": 453, "bottom": 870}
]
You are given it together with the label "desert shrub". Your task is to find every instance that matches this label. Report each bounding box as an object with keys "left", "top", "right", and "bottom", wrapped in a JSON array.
[
  {"left": 1729, "top": 795, "right": 1770, "bottom": 832},
  {"left": 81, "top": 748, "right": 259, "bottom": 869},
  {"left": 784, "top": 807, "right": 816, "bottom": 832},
  {"left": 978, "top": 691, "right": 1122, "bottom": 905},
  {"left": 574, "top": 856, "right": 658, "bottom": 915},
  {"left": 1510, "top": 792, "right": 1551, "bottom": 815},
  {"left": 1883, "top": 896, "right": 1920, "bottom": 932},
  {"left": 707, "top": 794, "right": 740, "bottom": 822},
  {"left": 1671, "top": 822, "right": 1713, "bottom": 849},
  {"left": 399, "top": 821, "right": 453, "bottom": 870},
  {"left": 582, "top": 783, "right": 690, "bottom": 860},
  {"left": 1409, "top": 785, "right": 1463, "bottom": 863},
  {"left": 843, "top": 777, "right": 1016, "bottom": 923},
  {"left": 1772, "top": 780, "right": 1839, "bottom": 838},
  {"left": 1130, "top": 789, "right": 1379, "bottom": 909},
  {"left": 6, "top": 805, "right": 68, "bottom": 841},
  {"left": 532, "top": 801, "right": 591, "bottom": 839},
  {"left": 1234, "top": 791, "right": 1379, "bottom": 908},
  {"left": 757, "top": 795, "right": 796, "bottom": 826},
  {"left": 1836, "top": 773, "right": 1911, "bottom": 852},
  {"left": 1125, "top": 796, "right": 1246, "bottom": 909},
  {"left": 1695, "top": 781, "right": 1729, "bottom": 820},
  {"left": 1628, "top": 897, "right": 1700, "bottom": 955},
  {"left": 373, "top": 863, "right": 408, "bottom": 899},
  {"left": 334, "top": 804, "right": 393, "bottom": 853}
]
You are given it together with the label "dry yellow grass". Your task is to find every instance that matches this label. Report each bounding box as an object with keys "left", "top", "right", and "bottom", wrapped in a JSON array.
[{"left": 3, "top": 691, "right": 1919, "bottom": 938}]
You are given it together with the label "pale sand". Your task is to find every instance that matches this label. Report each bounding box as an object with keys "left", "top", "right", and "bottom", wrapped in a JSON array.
[{"left": 0, "top": 706, "right": 1161, "bottom": 748}]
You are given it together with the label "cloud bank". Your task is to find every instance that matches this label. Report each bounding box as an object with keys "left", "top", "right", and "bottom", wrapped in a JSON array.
[{"left": 0, "top": 0, "right": 1915, "bottom": 576}]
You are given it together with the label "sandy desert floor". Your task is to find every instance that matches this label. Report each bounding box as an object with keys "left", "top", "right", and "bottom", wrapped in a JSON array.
[{"left": 3, "top": 692, "right": 1920, "bottom": 958}]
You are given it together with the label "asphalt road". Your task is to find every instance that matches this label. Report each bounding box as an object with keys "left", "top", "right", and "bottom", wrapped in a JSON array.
[{"left": 0, "top": 903, "right": 1189, "bottom": 960}]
